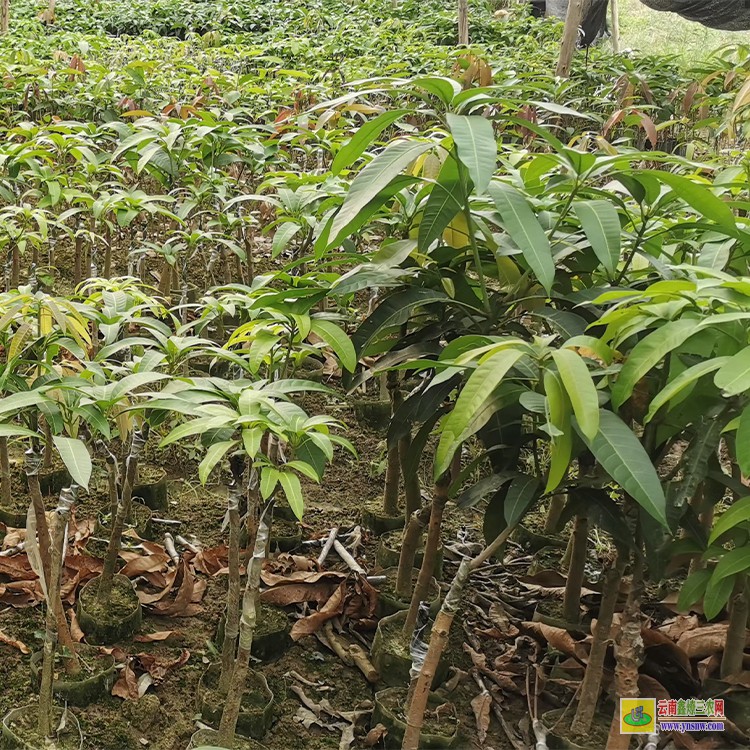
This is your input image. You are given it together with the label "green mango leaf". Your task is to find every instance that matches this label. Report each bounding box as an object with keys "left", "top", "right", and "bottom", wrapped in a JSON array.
[
  {"left": 489, "top": 182, "right": 554, "bottom": 293},
  {"left": 446, "top": 113, "right": 496, "bottom": 194},
  {"left": 504, "top": 475, "right": 540, "bottom": 528},
  {"left": 572, "top": 199, "right": 621, "bottom": 276},
  {"left": 645, "top": 357, "right": 728, "bottom": 422},
  {"left": 543, "top": 370, "right": 572, "bottom": 493},
  {"left": 330, "top": 139, "right": 433, "bottom": 244},
  {"left": 643, "top": 170, "right": 736, "bottom": 230},
  {"left": 434, "top": 347, "right": 525, "bottom": 478},
  {"left": 737, "top": 405, "right": 750, "bottom": 476},
  {"left": 708, "top": 496, "right": 750, "bottom": 544},
  {"left": 712, "top": 547, "right": 750, "bottom": 582},
  {"left": 331, "top": 109, "right": 411, "bottom": 175},
  {"left": 418, "top": 154, "right": 465, "bottom": 250},
  {"left": 704, "top": 572, "right": 735, "bottom": 620},
  {"left": 677, "top": 568, "right": 712, "bottom": 611},
  {"left": 310, "top": 319, "right": 356, "bottom": 373},
  {"left": 271, "top": 222, "right": 301, "bottom": 258},
  {"left": 551, "top": 348, "right": 599, "bottom": 441},
  {"left": 0, "top": 391, "right": 51, "bottom": 415},
  {"left": 715, "top": 346, "right": 750, "bottom": 395},
  {"left": 198, "top": 440, "right": 237, "bottom": 485},
  {"left": 279, "top": 471, "right": 304, "bottom": 519},
  {"left": 352, "top": 288, "right": 448, "bottom": 356},
  {"left": 52, "top": 436, "right": 91, "bottom": 489},
  {"left": 0, "top": 424, "right": 38, "bottom": 439},
  {"left": 611, "top": 319, "right": 697, "bottom": 409},
  {"left": 575, "top": 410, "right": 667, "bottom": 526}
]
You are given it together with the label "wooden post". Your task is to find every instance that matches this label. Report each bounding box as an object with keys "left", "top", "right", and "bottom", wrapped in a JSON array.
[
  {"left": 0, "top": 0, "right": 9, "bottom": 34},
  {"left": 555, "top": 0, "right": 585, "bottom": 79},
  {"left": 610, "top": 0, "right": 620, "bottom": 53},
  {"left": 457, "top": 0, "right": 468, "bottom": 45}
]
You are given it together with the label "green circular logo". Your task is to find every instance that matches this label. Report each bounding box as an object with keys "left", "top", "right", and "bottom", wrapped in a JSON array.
[{"left": 624, "top": 709, "right": 652, "bottom": 727}]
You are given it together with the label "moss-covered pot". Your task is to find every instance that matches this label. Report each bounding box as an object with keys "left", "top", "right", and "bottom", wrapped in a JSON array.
[
  {"left": 376, "top": 530, "right": 443, "bottom": 577},
  {"left": 351, "top": 398, "right": 390, "bottom": 431},
  {"left": 198, "top": 664, "right": 274, "bottom": 740},
  {"left": 372, "top": 687, "right": 459, "bottom": 749},
  {"left": 38, "top": 466, "right": 70, "bottom": 496},
  {"left": 371, "top": 610, "right": 449, "bottom": 689},
  {"left": 77, "top": 573, "right": 142, "bottom": 644},
  {"left": 133, "top": 468, "right": 168, "bottom": 512},
  {"left": 29, "top": 644, "right": 116, "bottom": 706},
  {"left": 1, "top": 704, "right": 83, "bottom": 749},
  {"left": 96, "top": 500, "right": 153, "bottom": 540},
  {"left": 361, "top": 501, "right": 404, "bottom": 537},
  {"left": 0, "top": 504, "right": 26, "bottom": 529},
  {"left": 269, "top": 519, "right": 302, "bottom": 552},
  {"left": 215, "top": 604, "right": 291, "bottom": 663},
  {"left": 376, "top": 567, "right": 441, "bottom": 619},
  {"left": 295, "top": 359, "right": 325, "bottom": 382},
  {"left": 187, "top": 728, "right": 269, "bottom": 750}
]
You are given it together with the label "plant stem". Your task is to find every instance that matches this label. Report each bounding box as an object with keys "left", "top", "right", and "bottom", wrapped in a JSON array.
[
  {"left": 401, "top": 519, "right": 520, "bottom": 750},
  {"left": 563, "top": 514, "right": 588, "bottom": 625},
  {"left": 217, "top": 515, "right": 268, "bottom": 747},
  {"left": 219, "top": 483, "right": 242, "bottom": 695},
  {"left": 399, "top": 433, "right": 422, "bottom": 517},
  {"left": 720, "top": 576, "right": 748, "bottom": 679},
  {"left": 606, "top": 535, "right": 645, "bottom": 750},
  {"left": 543, "top": 494, "right": 566, "bottom": 534},
  {"left": 38, "top": 488, "right": 73, "bottom": 738},
  {"left": 402, "top": 476, "right": 448, "bottom": 637},
  {"left": 396, "top": 505, "right": 430, "bottom": 600},
  {"left": 570, "top": 553, "right": 626, "bottom": 735},
  {"left": 26, "top": 450, "right": 80, "bottom": 675},
  {"left": 0, "top": 437, "right": 10, "bottom": 506},
  {"left": 383, "top": 370, "right": 402, "bottom": 517},
  {"left": 97, "top": 426, "right": 147, "bottom": 605}
]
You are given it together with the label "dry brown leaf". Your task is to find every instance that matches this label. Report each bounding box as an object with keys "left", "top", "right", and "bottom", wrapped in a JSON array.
[
  {"left": 642, "top": 628, "right": 693, "bottom": 675},
  {"left": 261, "top": 569, "right": 345, "bottom": 587},
  {"left": 120, "top": 553, "right": 170, "bottom": 578},
  {"left": 112, "top": 660, "right": 139, "bottom": 700},
  {"left": 136, "top": 649, "right": 190, "bottom": 682},
  {"left": 697, "top": 653, "right": 721, "bottom": 683},
  {"left": 0, "top": 630, "right": 29, "bottom": 654},
  {"left": 193, "top": 545, "right": 228, "bottom": 576},
  {"left": 677, "top": 623, "right": 749, "bottom": 659},
  {"left": 471, "top": 692, "right": 492, "bottom": 744},
  {"left": 261, "top": 581, "right": 339, "bottom": 607},
  {"left": 291, "top": 580, "right": 346, "bottom": 640},
  {"left": 68, "top": 609, "right": 84, "bottom": 642},
  {"left": 364, "top": 724, "right": 387, "bottom": 746},
  {"left": 134, "top": 630, "right": 182, "bottom": 643},
  {"left": 658, "top": 614, "right": 700, "bottom": 641},
  {"left": 522, "top": 621, "right": 589, "bottom": 662},
  {"left": 148, "top": 559, "right": 198, "bottom": 617}
]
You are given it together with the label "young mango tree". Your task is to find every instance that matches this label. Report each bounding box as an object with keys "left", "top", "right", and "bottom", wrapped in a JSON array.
[
  {"left": 399, "top": 330, "right": 669, "bottom": 750},
  {"left": 147, "top": 375, "right": 353, "bottom": 748}
]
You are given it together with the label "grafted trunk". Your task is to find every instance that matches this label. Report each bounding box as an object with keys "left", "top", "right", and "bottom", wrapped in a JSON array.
[
  {"left": 563, "top": 514, "right": 588, "bottom": 624},
  {"left": 396, "top": 505, "right": 430, "bottom": 600},
  {"left": 219, "top": 483, "right": 242, "bottom": 694},
  {"left": 720, "top": 577, "right": 748, "bottom": 679},
  {"left": 217, "top": 514, "right": 268, "bottom": 747},
  {"left": 97, "top": 427, "right": 147, "bottom": 604},
  {"left": 402, "top": 477, "right": 448, "bottom": 637}
]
